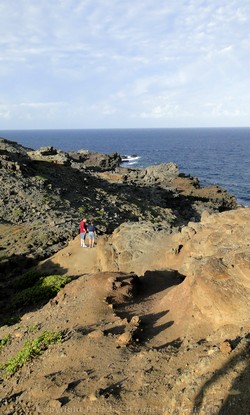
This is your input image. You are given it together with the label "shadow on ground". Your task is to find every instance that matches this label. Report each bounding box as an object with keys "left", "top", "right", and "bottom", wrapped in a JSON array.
[
  {"left": 193, "top": 336, "right": 250, "bottom": 415},
  {"left": 0, "top": 255, "right": 69, "bottom": 328},
  {"left": 109, "top": 269, "right": 185, "bottom": 345}
]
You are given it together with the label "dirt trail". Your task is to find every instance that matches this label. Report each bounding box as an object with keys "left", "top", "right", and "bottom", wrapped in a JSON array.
[
  {"left": 39, "top": 235, "right": 100, "bottom": 276},
  {"left": 1, "top": 228, "right": 250, "bottom": 414},
  {"left": 1, "top": 267, "right": 249, "bottom": 415}
]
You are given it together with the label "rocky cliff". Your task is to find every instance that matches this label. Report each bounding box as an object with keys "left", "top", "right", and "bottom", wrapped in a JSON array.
[
  {"left": 0, "top": 137, "right": 249, "bottom": 415},
  {"left": 0, "top": 137, "right": 236, "bottom": 263}
]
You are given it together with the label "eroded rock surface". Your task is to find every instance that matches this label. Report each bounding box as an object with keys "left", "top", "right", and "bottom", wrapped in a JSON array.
[
  {"left": 0, "top": 137, "right": 249, "bottom": 415},
  {"left": 91, "top": 208, "right": 250, "bottom": 342}
]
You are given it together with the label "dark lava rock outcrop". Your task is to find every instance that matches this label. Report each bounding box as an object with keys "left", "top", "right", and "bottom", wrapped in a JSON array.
[{"left": 0, "top": 137, "right": 236, "bottom": 265}]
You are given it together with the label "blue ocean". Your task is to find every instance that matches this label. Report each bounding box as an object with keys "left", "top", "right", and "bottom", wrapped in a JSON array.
[{"left": 0, "top": 128, "right": 249, "bottom": 206}]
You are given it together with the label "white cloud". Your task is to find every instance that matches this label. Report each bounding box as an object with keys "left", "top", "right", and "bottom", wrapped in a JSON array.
[
  {"left": 0, "top": 0, "right": 250, "bottom": 127},
  {"left": 218, "top": 45, "right": 233, "bottom": 54},
  {"left": 0, "top": 108, "right": 10, "bottom": 119}
]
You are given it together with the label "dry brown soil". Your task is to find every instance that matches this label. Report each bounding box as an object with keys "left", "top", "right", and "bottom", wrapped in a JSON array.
[{"left": 0, "top": 234, "right": 249, "bottom": 415}]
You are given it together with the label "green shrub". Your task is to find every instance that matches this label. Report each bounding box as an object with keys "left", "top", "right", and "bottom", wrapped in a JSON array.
[
  {"left": 12, "top": 208, "right": 22, "bottom": 220},
  {"left": 26, "top": 324, "right": 40, "bottom": 333},
  {"left": 0, "top": 334, "right": 11, "bottom": 351},
  {"left": 2, "top": 331, "right": 62, "bottom": 376},
  {"left": 11, "top": 275, "right": 70, "bottom": 309},
  {"left": 78, "top": 207, "right": 85, "bottom": 214},
  {"left": 40, "top": 274, "right": 70, "bottom": 291}
]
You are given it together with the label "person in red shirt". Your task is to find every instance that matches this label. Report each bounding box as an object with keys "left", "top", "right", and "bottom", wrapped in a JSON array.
[{"left": 79, "top": 218, "right": 88, "bottom": 247}]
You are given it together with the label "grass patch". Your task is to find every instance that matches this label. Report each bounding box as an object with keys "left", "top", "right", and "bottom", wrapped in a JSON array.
[
  {"left": 11, "top": 274, "right": 71, "bottom": 309},
  {"left": 0, "top": 334, "right": 11, "bottom": 351},
  {"left": 26, "top": 324, "right": 40, "bottom": 333},
  {"left": 1, "top": 331, "right": 62, "bottom": 376}
]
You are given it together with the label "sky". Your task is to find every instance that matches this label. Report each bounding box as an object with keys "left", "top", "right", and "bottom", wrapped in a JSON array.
[{"left": 0, "top": 0, "right": 250, "bottom": 129}]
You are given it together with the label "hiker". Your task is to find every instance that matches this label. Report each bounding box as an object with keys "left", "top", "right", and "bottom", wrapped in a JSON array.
[
  {"left": 79, "top": 218, "right": 88, "bottom": 247},
  {"left": 87, "top": 221, "right": 97, "bottom": 248}
]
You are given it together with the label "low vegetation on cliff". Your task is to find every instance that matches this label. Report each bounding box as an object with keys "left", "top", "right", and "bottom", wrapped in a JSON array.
[{"left": 0, "top": 137, "right": 249, "bottom": 415}]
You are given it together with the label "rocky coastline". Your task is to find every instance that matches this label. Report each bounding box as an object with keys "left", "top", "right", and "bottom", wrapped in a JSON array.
[
  {"left": 0, "top": 137, "right": 236, "bottom": 262},
  {"left": 0, "top": 136, "right": 249, "bottom": 415}
]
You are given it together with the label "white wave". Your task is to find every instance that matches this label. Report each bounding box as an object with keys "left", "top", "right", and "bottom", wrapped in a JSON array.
[
  {"left": 121, "top": 154, "right": 140, "bottom": 162},
  {"left": 126, "top": 161, "right": 138, "bottom": 165}
]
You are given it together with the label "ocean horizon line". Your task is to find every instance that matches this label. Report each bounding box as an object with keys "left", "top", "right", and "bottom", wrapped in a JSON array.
[{"left": 1, "top": 126, "right": 250, "bottom": 132}]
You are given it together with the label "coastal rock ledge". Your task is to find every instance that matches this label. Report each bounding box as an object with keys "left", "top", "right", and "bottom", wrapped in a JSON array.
[
  {"left": 0, "top": 137, "right": 236, "bottom": 262},
  {"left": 0, "top": 137, "right": 249, "bottom": 415}
]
